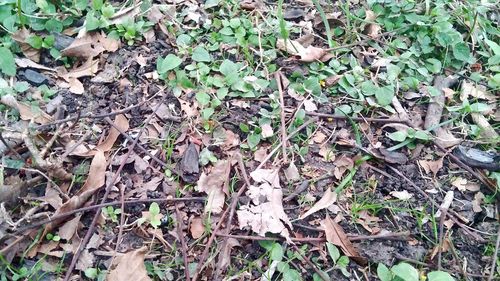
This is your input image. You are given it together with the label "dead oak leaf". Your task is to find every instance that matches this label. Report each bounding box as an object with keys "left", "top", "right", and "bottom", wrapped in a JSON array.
[
  {"left": 190, "top": 217, "right": 204, "bottom": 239},
  {"left": 44, "top": 150, "right": 107, "bottom": 235},
  {"left": 108, "top": 246, "right": 152, "bottom": 281},
  {"left": 299, "top": 187, "right": 337, "bottom": 220},
  {"left": 321, "top": 215, "right": 366, "bottom": 265},
  {"left": 238, "top": 169, "right": 292, "bottom": 241},
  {"left": 418, "top": 158, "right": 443, "bottom": 177},
  {"left": 276, "top": 38, "right": 333, "bottom": 62},
  {"left": 72, "top": 114, "right": 129, "bottom": 156},
  {"left": 197, "top": 160, "right": 232, "bottom": 214},
  {"left": 0, "top": 94, "right": 52, "bottom": 124}
]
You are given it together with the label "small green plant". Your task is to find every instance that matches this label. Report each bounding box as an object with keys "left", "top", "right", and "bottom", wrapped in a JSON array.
[
  {"left": 138, "top": 202, "right": 163, "bottom": 228},
  {"left": 84, "top": 267, "right": 106, "bottom": 281},
  {"left": 102, "top": 206, "right": 121, "bottom": 223},
  {"left": 45, "top": 232, "right": 61, "bottom": 242},
  {"left": 259, "top": 241, "right": 304, "bottom": 281},
  {"left": 377, "top": 262, "right": 455, "bottom": 281},
  {"left": 325, "top": 243, "right": 350, "bottom": 277}
]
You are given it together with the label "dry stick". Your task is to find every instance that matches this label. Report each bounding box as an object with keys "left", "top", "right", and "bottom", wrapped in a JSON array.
[
  {"left": 256, "top": 118, "right": 317, "bottom": 170},
  {"left": 176, "top": 205, "right": 191, "bottom": 281},
  {"left": 489, "top": 224, "right": 500, "bottom": 281},
  {"left": 192, "top": 154, "right": 251, "bottom": 281},
  {"left": 291, "top": 244, "right": 329, "bottom": 281},
  {"left": 306, "top": 112, "right": 412, "bottom": 126},
  {"left": 114, "top": 183, "right": 126, "bottom": 253},
  {"left": 434, "top": 141, "right": 497, "bottom": 193},
  {"left": 214, "top": 154, "right": 252, "bottom": 279},
  {"left": 388, "top": 166, "right": 485, "bottom": 242},
  {"left": 191, "top": 204, "right": 231, "bottom": 281},
  {"left": 437, "top": 191, "right": 453, "bottom": 270},
  {"left": 10, "top": 197, "right": 205, "bottom": 236},
  {"left": 62, "top": 99, "right": 166, "bottom": 281},
  {"left": 214, "top": 231, "right": 410, "bottom": 243},
  {"left": 275, "top": 72, "right": 289, "bottom": 164}
]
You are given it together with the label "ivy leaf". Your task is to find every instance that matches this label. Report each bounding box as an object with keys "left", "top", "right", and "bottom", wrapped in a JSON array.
[
  {"left": 247, "top": 133, "right": 260, "bottom": 149},
  {"left": 391, "top": 263, "right": 419, "bottom": 281},
  {"left": 377, "top": 263, "right": 392, "bottom": 281},
  {"left": 0, "top": 47, "right": 16, "bottom": 76},
  {"left": 388, "top": 131, "right": 407, "bottom": 142},
  {"left": 195, "top": 92, "right": 211, "bottom": 106},
  {"left": 453, "top": 42, "right": 471, "bottom": 62},
  {"left": 427, "top": 271, "right": 455, "bottom": 281},
  {"left": 219, "top": 59, "right": 238, "bottom": 76},
  {"left": 192, "top": 46, "right": 211, "bottom": 62},
  {"left": 375, "top": 85, "right": 394, "bottom": 106},
  {"left": 157, "top": 54, "right": 182, "bottom": 74},
  {"left": 326, "top": 243, "right": 340, "bottom": 263},
  {"left": 270, "top": 243, "right": 284, "bottom": 261}
]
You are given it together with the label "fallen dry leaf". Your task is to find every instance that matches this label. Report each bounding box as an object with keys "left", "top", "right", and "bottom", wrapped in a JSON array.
[
  {"left": 451, "top": 177, "right": 480, "bottom": 192},
  {"left": 261, "top": 124, "right": 274, "bottom": 138},
  {"left": 390, "top": 190, "right": 413, "bottom": 200},
  {"left": 299, "top": 187, "right": 337, "bottom": 220},
  {"left": 190, "top": 217, "right": 204, "bottom": 239},
  {"left": 419, "top": 158, "right": 443, "bottom": 177},
  {"left": 197, "top": 160, "right": 232, "bottom": 213},
  {"left": 284, "top": 162, "right": 300, "bottom": 182},
  {"left": 58, "top": 214, "right": 81, "bottom": 241},
  {"left": 277, "top": 38, "right": 333, "bottom": 62},
  {"left": 73, "top": 114, "right": 129, "bottom": 156},
  {"left": 15, "top": 58, "right": 56, "bottom": 72},
  {"left": 215, "top": 238, "right": 240, "bottom": 277},
  {"left": 461, "top": 81, "right": 496, "bottom": 101},
  {"left": 0, "top": 94, "right": 52, "bottom": 124},
  {"left": 108, "top": 246, "right": 152, "bottom": 281},
  {"left": 237, "top": 169, "right": 292, "bottom": 241},
  {"left": 44, "top": 150, "right": 107, "bottom": 234},
  {"left": 61, "top": 32, "right": 119, "bottom": 58},
  {"left": 321, "top": 215, "right": 366, "bottom": 265},
  {"left": 12, "top": 28, "right": 40, "bottom": 62}
]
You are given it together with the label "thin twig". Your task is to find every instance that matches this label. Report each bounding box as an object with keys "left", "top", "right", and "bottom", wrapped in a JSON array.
[
  {"left": 306, "top": 112, "right": 412, "bottom": 126},
  {"left": 104, "top": 117, "right": 170, "bottom": 168},
  {"left": 256, "top": 118, "right": 317, "bottom": 170},
  {"left": 176, "top": 205, "right": 191, "bottom": 281},
  {"left": 275, "top": 72, "right": 289, "bottom": 164},
  {"left": 489, "top": 224, "right": 500, "bottom": 281},
  {"left": 62, "top": 98, "right": 167, "bottom": 281},
  {"left": 192, "top": 153, "right": 251, "bottom": 281},
  {"left": 8, "top": 197, "right": 205, "bottom": 237},
  {"left": 388, "top": 166, "right": 485, "bottom": 242},
  {"left": 292, "top": 244, "right": 329, "bottom": 281}
]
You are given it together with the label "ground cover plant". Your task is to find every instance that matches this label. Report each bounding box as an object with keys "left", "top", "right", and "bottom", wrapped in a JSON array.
[{"left": 0, "top": 0, "right": 499, "bottom": 280}]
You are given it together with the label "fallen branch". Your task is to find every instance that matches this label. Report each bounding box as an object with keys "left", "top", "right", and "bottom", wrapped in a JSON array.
[{"left": 176, "top": 205, "right": 191, "bottom": 281}]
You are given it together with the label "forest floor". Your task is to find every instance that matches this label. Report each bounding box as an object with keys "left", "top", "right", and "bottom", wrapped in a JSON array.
[{"left": 0, "top": 0, "right": 499, "bottom": 280}]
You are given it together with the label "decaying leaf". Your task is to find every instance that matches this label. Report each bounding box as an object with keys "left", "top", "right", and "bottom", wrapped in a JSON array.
[
  {"left": 321, "top": 215, "right": 366, "bottom": 265},
  {"left": 277, "top": 38, "right": 333, "bottom": 62},
  {"left": 61, "top": 32, "right": 120, "bottom": 58},
  {"left": 0, "top": 94, "right": 52, "bottom": 124},
  {"left": 108, "top": 246, "right": 152, "bottom": 281},
  {"left": 461, "top": 81, "right": 496, "bottom": 101},
  {"left": 363, "top": 10, "right": 381, "bottom": 38},
  {"left": 237, "top": 169, "right": 292, "bottom": 241},
  {"left": 72, "top": 114, "right": 129, "bottom": 156},
  {"left": 418, "top": 158, "right": 443, "bottom": 177},
  {"left": 44, "top": 150, "right": 107, "bottom": 234},
  {"left": 299, "top": 187, "right": 337, "bottom": 220},
  {"left": 389, "top": 190, "right": 413, "bottom": 200},
  {"left": 12, "top": 28, "right": 40, "bottom": 62},
  {"left": 190, "top": 217, "right": 204, "bottom": 239},
  {"left": 197, "top": 160, "right": 232, "bottom": 213},
  {"left": 451, "top": 177, "right": 480, "bottom": 192},
  {"left": 284, "top": 162, "right": 300, "bottom": 182}
]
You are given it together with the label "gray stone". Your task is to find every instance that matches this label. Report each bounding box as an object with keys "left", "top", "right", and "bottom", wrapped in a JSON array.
[{"left": 22, "top": 69, "right": 48, "bottom": 86}]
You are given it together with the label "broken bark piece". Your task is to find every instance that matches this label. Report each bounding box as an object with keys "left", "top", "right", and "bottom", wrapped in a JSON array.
[
  {"left": 179, "top": 143, "right": 200, "bottom": 183},
  {"left": 424, "top": 76, "right": 460, "bottom": 148},
  {"left": 453, "top": 145, "right": 500, "bottom": 171}
]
